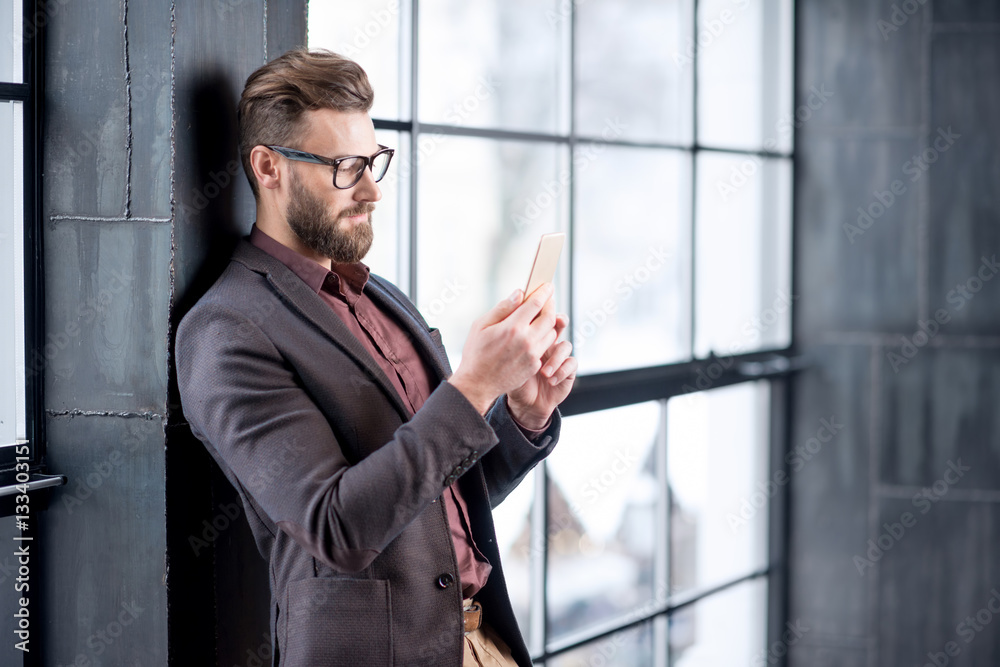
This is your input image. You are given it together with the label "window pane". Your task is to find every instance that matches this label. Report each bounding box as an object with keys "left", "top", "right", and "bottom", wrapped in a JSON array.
[
  {"left": 694, "top": 153, "right": 791, "bottom": 358},
  {"left": 491, "top": 468, "right": 535, "bottom": 647},
  {"left": 0, "top": 0, "right": 22, "bottom": 84},
  {"left": 576, "top": 0, "right": 692, "bottom": 144},
  {"left": 667, "top": 382, "right": 770, "bottom": 596},
  {"left": 546, "top": 402, "right": 661, "bottom": 641},
  {"left": 0, "top": 100, "right": 24, "bottom": 448},
  {"left": 548, "top": 620, "right": 654, "bottom": 667},
  {"left": 573, "top": 146, "right": 690, "bottom": 373},
  {"left": 366, "top": 129, "right": 408, "bottom": 289},
  {"left": 308, "top": 0, "right": 406, "bottom": 121},
  {"left": 696, "top": 0, "right": 793, "bottom": 152},
  {"left": 419, "top": 0, "right": 567, "bottom": 133},
  {"left": 669, "top": 577, "right": 768, "bottom": 665},
  {"left": 416, "top": 136, "right": 568, "bottom": 368}
]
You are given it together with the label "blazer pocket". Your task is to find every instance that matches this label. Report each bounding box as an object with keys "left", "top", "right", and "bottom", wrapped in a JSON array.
[{"left": 282, "top": 577, "right": 392, "bottom": 667}]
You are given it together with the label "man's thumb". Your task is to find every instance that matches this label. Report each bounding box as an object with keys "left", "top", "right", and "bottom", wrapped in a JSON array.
[{"left": 479, "top": 289, "right": 522, "bottom": 326}]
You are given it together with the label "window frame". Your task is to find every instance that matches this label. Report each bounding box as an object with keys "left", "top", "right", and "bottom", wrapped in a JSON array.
[
  {"left": 0, "top": 0, "right": 47, "bottom": 478},
  {"left": 311, "top": 0, "right": 797, "bottom": 661}
]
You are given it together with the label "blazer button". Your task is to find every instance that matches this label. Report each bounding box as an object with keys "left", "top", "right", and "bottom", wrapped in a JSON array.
[{"left": 436, "top": 573, "right": 455, "bottom": 589}]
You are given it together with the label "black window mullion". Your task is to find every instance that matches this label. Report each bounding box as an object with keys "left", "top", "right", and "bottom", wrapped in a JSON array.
[
  {"left": 535, "top": 566, "right": 771, "bottom": 662},
  {"left": 689, "top": 0, "right": 700, "bottom": 363},
  {"left": 0, "top": 82, "right": 29, "bottom": 100},
  {"left": 407, "top": 0, "right": 420, "bottom": 301}
]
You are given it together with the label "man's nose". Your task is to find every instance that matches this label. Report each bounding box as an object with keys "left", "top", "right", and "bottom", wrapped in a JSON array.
[{"left": 353, "top": 167, "right": 382, "bottom": 203}]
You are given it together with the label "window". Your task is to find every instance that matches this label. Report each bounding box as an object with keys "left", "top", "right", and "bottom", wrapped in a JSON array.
[
  {"left": 309, "top": 0, "right": 794, "bottom": 661},
  {"left": 0, "top": 0, "right": 42, "bottom": 476}
]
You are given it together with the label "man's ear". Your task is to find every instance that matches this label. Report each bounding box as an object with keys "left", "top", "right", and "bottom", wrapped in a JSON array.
[{"left": 250, "top": 145, "right": 282, "bottom": 191}]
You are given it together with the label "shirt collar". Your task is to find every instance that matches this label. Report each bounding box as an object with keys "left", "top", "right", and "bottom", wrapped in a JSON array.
[{"left": 249, "top": 223, "right": 370, "bottom": 301}]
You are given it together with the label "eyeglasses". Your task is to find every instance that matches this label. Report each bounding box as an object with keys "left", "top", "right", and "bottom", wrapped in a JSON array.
[{"left": 267, "top": 144, "right": 395, "bottom": 189}]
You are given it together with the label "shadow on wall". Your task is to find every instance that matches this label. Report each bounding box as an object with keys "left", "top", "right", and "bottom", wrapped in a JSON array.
[
  {"left": 174, "top": 72, "right": 247, "bottom": 321},
  {"left": 167, "top": 71, "right": 272, "bottom": 666}
]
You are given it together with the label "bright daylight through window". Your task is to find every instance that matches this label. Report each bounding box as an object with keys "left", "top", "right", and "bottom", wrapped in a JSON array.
[
  {"left": 308, "top": 0, "right": 793, "bottom": 663},
  {"left": 0, "top": 0, "right": 27, "bottom": 453}
]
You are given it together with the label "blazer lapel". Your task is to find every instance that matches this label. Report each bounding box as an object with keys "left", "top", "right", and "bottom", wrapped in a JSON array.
[
  {"left": 365, "top": 276, "right": 452, "bottom": 383},
  {"left": 233, "top": 240, "right": 412, "bottom": 421}
]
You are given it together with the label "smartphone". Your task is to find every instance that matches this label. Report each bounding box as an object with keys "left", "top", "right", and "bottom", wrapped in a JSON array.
[{"left": 524, "top": 232, "right": 566, "bottom": 298}]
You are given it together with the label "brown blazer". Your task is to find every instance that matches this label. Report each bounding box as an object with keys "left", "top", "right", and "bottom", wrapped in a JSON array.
[{"left": 175, "top": 238, "right": 560, "bottom": 666}]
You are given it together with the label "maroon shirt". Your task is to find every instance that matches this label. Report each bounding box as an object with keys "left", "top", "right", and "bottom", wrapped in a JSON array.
[{"left": 249, "top": 224, "right": 547, "bottom": 597}]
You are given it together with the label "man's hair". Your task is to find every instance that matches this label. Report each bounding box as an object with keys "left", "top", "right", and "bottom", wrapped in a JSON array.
[{"left": 238, "top": 48, "right": 374, "bottom": 197}]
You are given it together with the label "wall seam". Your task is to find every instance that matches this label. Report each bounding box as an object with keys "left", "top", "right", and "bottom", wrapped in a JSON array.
[
  {"left": 166, "top": 0, "right": 177, "bottom": 386},
  {"left": 46, "top": 408, "right": 164, "bottom": 420},
  {"left": 49, "top": 215, "right": 170, "bottom": 223},
  {"left": 122, "top": 0, "right": 133, "bottom": 219}
]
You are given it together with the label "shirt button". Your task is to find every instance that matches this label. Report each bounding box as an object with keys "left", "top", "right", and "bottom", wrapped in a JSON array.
[{"left": 437, "top": 573, "right": 455, "bottom": 589}]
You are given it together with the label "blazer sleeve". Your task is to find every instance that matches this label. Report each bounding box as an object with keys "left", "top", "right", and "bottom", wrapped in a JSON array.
[
  {"left": 176, "top": 303, "right": 502, "bottom": 574},
  {"left": 480, "top": 397, "right": 561, "bottom": 509}
]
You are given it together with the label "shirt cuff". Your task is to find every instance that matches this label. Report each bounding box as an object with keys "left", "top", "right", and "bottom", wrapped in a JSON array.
[{"left": 505, "top": 396, "right": 552, "bottom": 440}]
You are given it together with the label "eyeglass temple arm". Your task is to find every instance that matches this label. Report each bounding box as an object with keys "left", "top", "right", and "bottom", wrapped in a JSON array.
[{"left": 268, "top": 146, "right": 334, "bottom": 166}]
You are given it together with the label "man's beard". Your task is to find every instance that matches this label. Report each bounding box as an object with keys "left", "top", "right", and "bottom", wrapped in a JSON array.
[{"left": 286, "top": 174, "right": 374, "bottom": 264}]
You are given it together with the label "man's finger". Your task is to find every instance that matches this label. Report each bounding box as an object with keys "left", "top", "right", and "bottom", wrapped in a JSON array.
[
  {"left": 553, "top": 313, "right": 569, "bottom": 340},
  {"left": 478, "top": 288, "right": 525, "bottom": 327},
  {"left": 541, "top": 341, "right": 573, "bottom": 377},
  {"left": 549, "top": 356, "right": 579, "bottom": 386},
  {"left": 512, "top": 283, "right": 555, "bottom": 327}
]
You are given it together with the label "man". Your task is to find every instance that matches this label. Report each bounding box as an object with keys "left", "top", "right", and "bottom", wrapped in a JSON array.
[{"left": 175, "top": 48, "right": 576, "bottom": 667}]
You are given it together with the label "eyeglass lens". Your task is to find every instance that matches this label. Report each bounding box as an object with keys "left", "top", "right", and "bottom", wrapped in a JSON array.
[{"left": 335, "top": 151, "right": 391, "bottom": 188}]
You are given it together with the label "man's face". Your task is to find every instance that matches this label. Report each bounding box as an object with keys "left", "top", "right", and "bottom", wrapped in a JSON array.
[{"left": 282, "top": 109, "right": 382, "bottom": 264}]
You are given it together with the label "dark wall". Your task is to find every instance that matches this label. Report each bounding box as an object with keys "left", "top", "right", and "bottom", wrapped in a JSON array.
[
  {"left": 20, "top": 1, "right": 305, "bottom": 665},
  {"left": 790, "top": 0, "right": 1000, "bottom": 665}
]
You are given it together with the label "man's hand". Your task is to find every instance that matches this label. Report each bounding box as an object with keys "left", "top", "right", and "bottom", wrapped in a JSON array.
[
  {"left": 448, "top": 283, "right": 564, "bottom": 416},
  {"left": 506, "top": 311, "right": 577, "bottom": 430}
]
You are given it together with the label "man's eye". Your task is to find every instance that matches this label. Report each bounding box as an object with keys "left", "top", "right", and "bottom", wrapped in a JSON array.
[{"left": 337, "top": 157, "right": 365, "bottom": 174}]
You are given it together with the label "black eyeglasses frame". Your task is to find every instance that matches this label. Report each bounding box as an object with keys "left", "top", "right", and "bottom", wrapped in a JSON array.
[{"left": 266, "top": 144, "right": 395, "bottom": 189}]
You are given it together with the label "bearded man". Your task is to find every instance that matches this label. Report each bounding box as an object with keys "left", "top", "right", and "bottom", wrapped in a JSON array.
[{"left": 175, "top": 48, "right": 576, "bottom": 667}]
